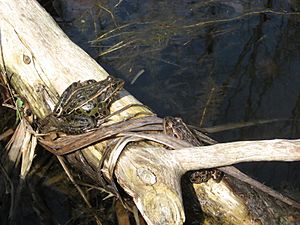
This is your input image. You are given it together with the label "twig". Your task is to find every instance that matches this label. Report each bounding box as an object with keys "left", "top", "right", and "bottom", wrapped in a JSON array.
[{"left": 0, "top": 128, "right": 14, "bottom": 141}]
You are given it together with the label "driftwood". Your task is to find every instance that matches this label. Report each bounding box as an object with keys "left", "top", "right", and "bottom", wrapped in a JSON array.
[{"left": 1, "top": 0, "right": 300, "bottom": 225}]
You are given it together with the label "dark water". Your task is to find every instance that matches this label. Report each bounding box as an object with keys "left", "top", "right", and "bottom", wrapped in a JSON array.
[{"left": 37, "top": 0, "right": 300, "bottom": 223}]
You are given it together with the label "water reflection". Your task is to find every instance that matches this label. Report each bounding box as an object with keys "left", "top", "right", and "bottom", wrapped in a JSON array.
[{"left": 61, "top": 1, "right": 300, "bottom": 138}]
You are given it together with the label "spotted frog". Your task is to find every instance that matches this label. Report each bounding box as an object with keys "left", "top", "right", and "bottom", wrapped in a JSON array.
[
  {"left": 163, "top": 116, "right": 223, "bottom": 183},
  {"left": 49, "top": 76, "right": 124, "bottom": 134}
]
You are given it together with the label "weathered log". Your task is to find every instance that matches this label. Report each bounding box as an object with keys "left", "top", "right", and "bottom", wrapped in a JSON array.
[{"left": 1, "top": 1, "right": 300, "bottom": 225}]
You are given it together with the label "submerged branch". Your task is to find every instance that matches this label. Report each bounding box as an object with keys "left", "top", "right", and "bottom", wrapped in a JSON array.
[{"left": 184, "top": 9, "right": 300, "bottom": 29}]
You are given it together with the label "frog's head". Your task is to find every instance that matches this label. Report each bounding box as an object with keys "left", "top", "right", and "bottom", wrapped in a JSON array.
[{"left": 108, "top": 76, "right": 124, "bottom": 93}]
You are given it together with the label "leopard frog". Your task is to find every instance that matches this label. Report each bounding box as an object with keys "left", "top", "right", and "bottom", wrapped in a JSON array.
[
  {"left": 53, "top": 76, "right": 124, "bottom": 134},
  {"left": 163, "top": 116, "right": 223, "bottom": 183}
]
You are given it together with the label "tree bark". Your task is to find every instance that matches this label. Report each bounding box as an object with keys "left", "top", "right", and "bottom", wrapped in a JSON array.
[{"left": 0, "top": 1, "right": 300, "bottom": 225}]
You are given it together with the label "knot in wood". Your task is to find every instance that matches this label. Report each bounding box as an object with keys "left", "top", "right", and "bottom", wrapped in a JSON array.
[
  {"left": 23, "top": 54, "right": 31, "bottom": 64},
  {"left": 137, "top": 167, "right": 157, "bottom": 185}
]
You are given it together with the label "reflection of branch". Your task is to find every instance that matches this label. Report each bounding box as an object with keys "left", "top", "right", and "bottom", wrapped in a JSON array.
[
  {"left": 184, "top": 9, "right": 300, "bottom": 28},
  {"left": 221, "top": 13, "right": 266, "bottom": 117},
  {"left": 198, "top": 77, "right": 224, "bottom": 126},
  {"left": 200, "top": 86, "right": 216, "bottom": 126},
  {"left": 291, "top": 93, "right": 300, "bottom": 134}
]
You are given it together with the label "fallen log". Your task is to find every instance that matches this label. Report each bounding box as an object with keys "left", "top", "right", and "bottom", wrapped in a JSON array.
[{"left": 0, "top": 1, "right": 300, "bottom": 225}]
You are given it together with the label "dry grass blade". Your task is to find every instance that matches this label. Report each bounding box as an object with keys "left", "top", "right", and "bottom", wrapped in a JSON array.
[
  {"left": 39, "top": 116, "right": 161, "bottom": 156},
  {"left": 5, "top": 120, "right": 26, "bottom": 168},
  {"left": 20, "top": 121, "right": 37, "bottom": 179},
  {"left": 0, "top": 128, "right": 14, "bottom": 141},
  {"left": 4, "top": 118, "right": 37, "bottom": 179},
  {"left": 103, "top": 136, "right": 142, "bottom": 182},
  {"left": 3, "top": 119, "right": 37, "bottom": 220},
  {"left": 96, "top": 3, "right": 117, "bottom": 27},
  {"left": 98, "top": 40, "right": 136, "bottom": 57},
  {"left": 91, "top": 23, "right": 134, "bottom": 42}
]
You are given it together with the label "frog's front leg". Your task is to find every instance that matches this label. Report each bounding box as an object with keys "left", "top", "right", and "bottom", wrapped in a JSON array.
[
  {"left": 38, "top": 115, "right": 63, "bottom": 134},
  {"left": 59, "top": 115, "right": 97, "bottom": 134}
]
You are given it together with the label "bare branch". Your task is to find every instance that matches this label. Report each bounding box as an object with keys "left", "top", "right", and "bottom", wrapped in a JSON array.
[{"left": 174, "top": 139, "right": 300, "bottom": 171}]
